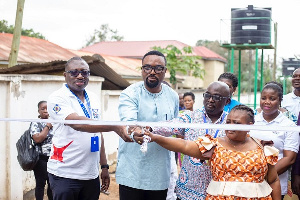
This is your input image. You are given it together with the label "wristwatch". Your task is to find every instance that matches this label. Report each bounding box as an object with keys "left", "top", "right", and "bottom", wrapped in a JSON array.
[{"left": 101, "top": 164, "right": 109, "bottom": 169}]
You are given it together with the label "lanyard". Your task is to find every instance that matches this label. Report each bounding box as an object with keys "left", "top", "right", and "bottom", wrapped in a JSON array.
[
  {"left": 65, "top": 84, "right": 91, "bottom": 118},
  {"left": 203, "top": 112, "right": 226, "bottom": 138}
]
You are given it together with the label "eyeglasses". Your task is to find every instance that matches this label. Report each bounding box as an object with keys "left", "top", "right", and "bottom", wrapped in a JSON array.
[
  {"left": 65, "top": 70, "right": 90, "bottom": 77},
  {"left": 203, "top": 93, "right": 228, "bottom": 101},
  {"left": 141, "top": 65, "right": 166, "bottom": 74}
]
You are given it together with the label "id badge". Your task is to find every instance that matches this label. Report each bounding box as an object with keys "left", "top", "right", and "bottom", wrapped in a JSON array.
[{"left": 91, "top": 136, "right": 99, "bottom": 152}]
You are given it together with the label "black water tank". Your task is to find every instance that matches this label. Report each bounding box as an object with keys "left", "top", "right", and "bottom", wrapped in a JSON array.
[
  {"left": 282, "top": 58, "right": 300, "bottom": 76},
  {"left": 231, "top": 5, "right": 272, "bottom": 44}
]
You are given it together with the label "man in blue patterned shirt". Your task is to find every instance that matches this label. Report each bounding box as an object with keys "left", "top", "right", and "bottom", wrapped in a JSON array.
[{"left": 149, "top": 81, "right": 231, "bottom": 200}]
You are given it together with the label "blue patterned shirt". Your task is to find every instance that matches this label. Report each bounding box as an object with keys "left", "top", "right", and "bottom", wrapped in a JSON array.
[{"left": 153, "top": 108, "right": 228, "bottom": 200}]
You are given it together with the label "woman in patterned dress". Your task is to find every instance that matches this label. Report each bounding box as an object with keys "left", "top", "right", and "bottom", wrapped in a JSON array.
[{"left": 144, "top": 105, "right": 281, "bottom": 200}]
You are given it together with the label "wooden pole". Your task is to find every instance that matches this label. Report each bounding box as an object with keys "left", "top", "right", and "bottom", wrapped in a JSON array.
[
  {"left": 8, "top": 0, "right": 25, "bottom": 68},
  {"left": 273, "top": 22, "right": 278, "bottom": 80}
]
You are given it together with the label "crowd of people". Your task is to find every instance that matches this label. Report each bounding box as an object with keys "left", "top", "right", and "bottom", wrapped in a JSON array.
[{"left": 25, "top": 52, "right": 300, "bottom": 200}]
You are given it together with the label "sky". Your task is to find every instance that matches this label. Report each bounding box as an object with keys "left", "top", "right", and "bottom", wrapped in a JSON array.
[{"left": 1, "top": 0, "right": 300, "bottom": 61}]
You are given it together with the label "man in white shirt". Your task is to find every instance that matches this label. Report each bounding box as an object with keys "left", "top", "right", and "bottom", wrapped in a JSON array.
[
  {"left": 47, "top": 57, "right": 130, "bottom": 200},
  {"left": 282, "top": 68, "right": 300, "bottom": 118}
]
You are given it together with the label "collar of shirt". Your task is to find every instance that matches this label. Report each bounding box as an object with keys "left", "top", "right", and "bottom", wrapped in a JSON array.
[
  {"left": 141, "top": 82, "right": 164, "bottom": 98},
  {"left": 292, "top": 91, "right": 300, "bottom": 99},
  {"left": 201, "top": 107, "right": 228, "bottom": 124},
  {"left": 63, "top": 83, "right": 81, "bottom": 97},
  {"left": 255, "top": 111, "right": 285, "bottom": 124}
]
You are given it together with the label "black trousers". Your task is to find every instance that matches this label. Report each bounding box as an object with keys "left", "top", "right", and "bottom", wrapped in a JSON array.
[
  {"left": 33, "top": 155, "right": 53, "bottom": 200},
  {"left": 48, "top": 173, "right": 100, "bottom": 200},
  {"left": 119, "top": 184, "right": 168, "bottom": 200}
]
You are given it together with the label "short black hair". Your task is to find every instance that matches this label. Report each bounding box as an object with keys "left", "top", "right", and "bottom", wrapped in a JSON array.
[
  {"left": 265, "top": 81, "right": 283, "bottom": 90},
  {"left": 230, "top": 104, "right": 254, "bottom": 123},
  {"left": 218, "top": 72, "right": 238, "bottom": 88},
  {"left": 38, "top": 100, "right": 47, "bottom": 108},
  {"left": 142, "top": 50, "right": 167, "bottom": 66},
  {"left": 263, "top": 82, "right": 283, "bottom": 102},
  {"left": 65, "top": 57, "right": 86, "bottom": 70},
  {"left": 183, "top": 92, "right": 195, "bottom": 101}
]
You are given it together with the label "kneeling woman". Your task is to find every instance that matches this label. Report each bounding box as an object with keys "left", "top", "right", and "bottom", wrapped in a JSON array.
[{"left": 145, "top": 105, "right": 281, "bottom": 200}]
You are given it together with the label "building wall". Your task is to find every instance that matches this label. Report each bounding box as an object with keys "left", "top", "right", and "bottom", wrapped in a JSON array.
[
  {"left": 176, "top": 59, "right": 225, "bottom": 90},
  {"left": 179, "top": 76, "right": 204, "bottom": 89},
  {"left": 101, "top": 90, "right": 123, "bottom": 164},
  {"left": 0, "top": 81, "right": 8, "bottom": 199},
  {"left": 203, "top": 60, "right": 225, "bottom": 89},
  {"left": 0, "top": 74, "right": 105, "bottom": 199}
]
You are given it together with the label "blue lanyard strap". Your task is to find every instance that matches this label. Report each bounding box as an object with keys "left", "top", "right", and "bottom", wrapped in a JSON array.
[
  {"left": 203, "top": 112, "right": 226, "bottom": 138},
  {"left": 65, "top": 84, "right": 91, "bottom": 118}
]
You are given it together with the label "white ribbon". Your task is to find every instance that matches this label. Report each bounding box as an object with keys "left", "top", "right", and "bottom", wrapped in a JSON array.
[{"left": 1, "top": 118, "right": 300, "bottom": 132}]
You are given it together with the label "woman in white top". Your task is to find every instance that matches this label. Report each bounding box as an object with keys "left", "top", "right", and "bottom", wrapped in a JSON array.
[{"left": 250, "top": 82, "right": 299, "bottom": 199}]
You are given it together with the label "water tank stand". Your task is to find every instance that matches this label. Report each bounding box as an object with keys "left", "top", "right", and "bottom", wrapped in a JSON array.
[{"left": 229, "top": 47, "right": 265, "bottom": 109}]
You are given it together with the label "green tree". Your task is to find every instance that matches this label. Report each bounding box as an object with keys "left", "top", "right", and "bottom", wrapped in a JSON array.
[
  {"left": 0, "top": 20, "right": 45, "bottom": 39},
  {"left": 152, "top": 45, "right": 204, "bottom": 85},
  {"left": 84, "top": 24, "right": 124, "bottom": 47},
  {"left": 234, "top": 50, "right": 277, "bottom": 93},
  {"left": 196, "top": 39, "right": 228, "bottom": 60}
]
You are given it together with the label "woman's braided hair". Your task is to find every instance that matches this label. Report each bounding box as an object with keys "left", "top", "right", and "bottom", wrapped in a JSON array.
[{"left": 230, "top": 104, "right": 255, "bottom": 123}]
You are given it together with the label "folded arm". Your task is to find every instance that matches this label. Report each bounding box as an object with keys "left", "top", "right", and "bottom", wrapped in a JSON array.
[
  {"left": 32, "top": 123, "right": 52, "bottom": 143},
  {"left": 275, "top": 150, "right": 297, "bottom": 175}
]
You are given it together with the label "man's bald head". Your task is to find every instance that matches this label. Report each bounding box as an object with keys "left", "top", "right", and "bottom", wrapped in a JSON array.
[
  {"left": 203, "top": 81, "right": 230, "bottom": 117},
  {"left": 207, "top": 81, "right": 230, "bottom": 97}
]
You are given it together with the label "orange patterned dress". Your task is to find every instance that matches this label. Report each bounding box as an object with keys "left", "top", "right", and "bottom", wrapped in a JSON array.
[{"left": 195, "top": 135, "right": 278, "bottom": 200}]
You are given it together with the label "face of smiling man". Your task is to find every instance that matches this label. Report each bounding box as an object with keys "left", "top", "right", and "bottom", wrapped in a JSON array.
[
  {"left": 292, "top": 68, "right": 300, "bottom": 90},
  {"left": 141, "top": 54, "right": 167, "bottom": 93},
  {"left": 203, "top": 81, "right": 230, "bottom": 121},
  {"left": 64, "top": 58, "right": 90, "bottom": 97}
]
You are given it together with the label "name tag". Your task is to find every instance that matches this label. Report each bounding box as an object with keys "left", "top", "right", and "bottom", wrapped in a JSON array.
[{"left": 91, "top": 136, "right": 99, "bottom": 152}]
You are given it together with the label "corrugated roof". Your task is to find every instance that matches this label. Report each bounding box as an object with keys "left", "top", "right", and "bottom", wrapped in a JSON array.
[
  {"left": 0, "top": 54, "right": 130, "bottom": 90},
  {"left": 0, "top": 33, "right": 77, "bottom": 63},
  {"left": 80, "top": 40, "right": 194, "bottom": 58},
  {"left": 193, "top": 46, "right": 227, "bottom": 63},
  {"left": 69, "top": 49, "right": 141, "bottom": 77},
  {"left": 69, "top": 50, "right": 179, "bottom": 80},
  {"left": 80, "top": 40, "right": 226, "bottom": 63},
  {"left": 0, "top": 34, "right": 131, "bottom": 90},
  {"left": 101, "top": 55, "right": 141, "bottom": 77}
]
